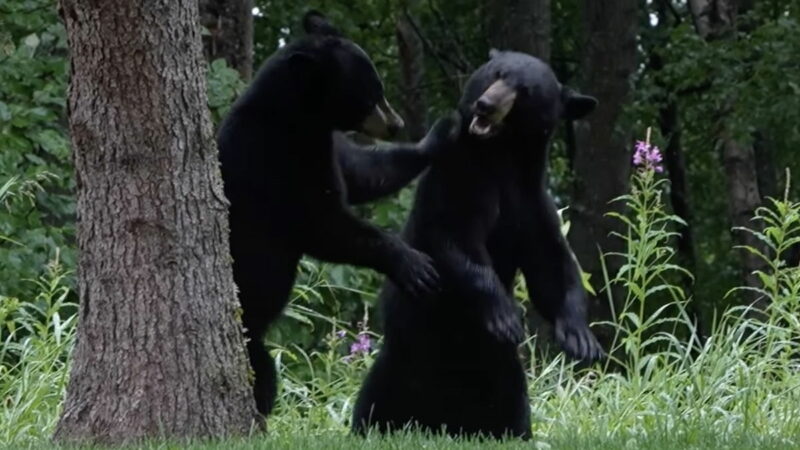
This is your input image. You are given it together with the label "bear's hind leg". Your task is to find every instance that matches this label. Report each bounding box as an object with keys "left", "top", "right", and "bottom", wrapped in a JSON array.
[
  {"left": 352, "top": 353, "right": 410, "bottom": 435},
  {"left": 246, "top": 335, "right": 278, "bottom": 416},
  {"left": 234, "top": 241, "right": 300, "bottom": 417}
]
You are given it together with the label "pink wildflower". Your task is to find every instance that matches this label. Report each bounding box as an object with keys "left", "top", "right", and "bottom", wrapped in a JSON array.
[
  {"left": 633, "top": 140, "right": 664, "bottom": 173},
  {"left": 349, "top": 332, "right": 372, "bottom": 355}
]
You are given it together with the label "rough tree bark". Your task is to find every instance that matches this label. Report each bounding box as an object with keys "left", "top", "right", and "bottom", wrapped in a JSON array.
[
  {"left": 488, "top": 0, "right": 551, "bottom": 62},
  {"left": 569, "top": 0, "right": 637, "bottom": 346},
  {"left": 570, "top": 0, "right": 638, "bottom": 344},
  {"left": 396, "top": 2, "right": 427, "bottom": 141},
  {"left": 753, "top": 132, "right": 779, "bottom": 201},
  {"left": 722, "top": 137, "right": 766, "bottom": 302},
  {"left": 688, "top": 0, "right": 737, "bottom": 39},
  {"left": 54, "top": 0, "right": 259, "bottom": 444},
  {"left": 688, "top": 0, "right": 768, "bottom": 311},
  {"left": 653, "top": 1, "right": 701, "bottom": 331},
  {"left": 199, "top": 0, "right": 254, "bottom": 80}
]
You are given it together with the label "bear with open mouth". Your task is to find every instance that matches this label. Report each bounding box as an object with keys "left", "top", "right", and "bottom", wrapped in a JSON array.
[{"left": 352, "top": 49, "right": 603, "bottom": 440}]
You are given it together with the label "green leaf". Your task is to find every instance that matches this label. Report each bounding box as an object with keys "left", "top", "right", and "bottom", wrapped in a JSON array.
[
  {"left": 283, "top": 307, "right": 314, "bottom": 326},
  {"left": 23, "top": 33, "right": 39, "bottom": 49},
  {"left": 0, "top": 101, "right": 10, "bottom": 121},
  {"left": 581, "top": 271, "right": 596, "bottom": 296}
]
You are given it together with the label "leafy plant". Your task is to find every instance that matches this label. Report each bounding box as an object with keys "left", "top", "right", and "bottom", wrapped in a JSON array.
[
  {"left": 207, "top": 58, "right": 248, "bottom": 125},
  {"left": 0, "top": 258, "right": 75, "bottom": 445},
  {"left": 0, "top": 0, "right": 74, "bottom": 297}
]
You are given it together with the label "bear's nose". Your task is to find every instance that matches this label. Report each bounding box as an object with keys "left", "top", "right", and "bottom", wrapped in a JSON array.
[{"left": 474, "top": 98, "right": 496, "bottom": 116}]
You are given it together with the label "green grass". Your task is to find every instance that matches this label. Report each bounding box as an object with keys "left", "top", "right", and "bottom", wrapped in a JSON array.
[
  {"left": 2, "top": 168, "right": 800, "bottom": 448},
  {"left": 3, "top": 429, "right": 797, "bottom": 450}
]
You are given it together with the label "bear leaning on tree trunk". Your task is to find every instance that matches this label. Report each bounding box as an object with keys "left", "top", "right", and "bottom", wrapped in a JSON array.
[{"left": 217, "top": 11, "right": 458, "bottom": 417}]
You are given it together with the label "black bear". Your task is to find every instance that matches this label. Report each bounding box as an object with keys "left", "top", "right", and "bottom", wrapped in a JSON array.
[
  {"left": 218, "top": 11, "right": 455, "bottom": 417},
  {"left": 352, "top": 50, "right": 603, "bottom": 439}
]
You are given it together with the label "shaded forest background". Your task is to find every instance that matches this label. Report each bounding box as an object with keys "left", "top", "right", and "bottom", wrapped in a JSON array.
[{"left": 2, "top": 0, "right": 800, "bottom": 351}]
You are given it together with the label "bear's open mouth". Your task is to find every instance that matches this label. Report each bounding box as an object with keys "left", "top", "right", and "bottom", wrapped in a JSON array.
[
  {"left": 467, "top": 79, "right": 517, "bottom": 138},
  {"left": 468, "top": 114, "right": 499, "bottom": 137}
]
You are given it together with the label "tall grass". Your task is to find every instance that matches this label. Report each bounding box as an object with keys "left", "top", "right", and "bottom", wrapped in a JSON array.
[
  {"left": 2, "top": 165, "right": 800, "bottom": 447},
  {"left": 523, "top": 167, "right": 800, "bottom": 446},
  {"left": 0, "top": 260, "right": 74, "bottom": 445}
]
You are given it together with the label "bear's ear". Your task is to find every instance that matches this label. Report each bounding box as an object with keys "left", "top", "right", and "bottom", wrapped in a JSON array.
[
  {"left": 303, "top": 10, "right": 342, "bottom": 37},
  {"left": 562, "top": 87, "right": 598, "bottom": 120},
  {"left": 489, "top": 48, "right": 501, "bottom": 59}
]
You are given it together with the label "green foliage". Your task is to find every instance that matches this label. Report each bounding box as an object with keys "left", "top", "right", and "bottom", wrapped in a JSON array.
[
  {"left": 604, "top": 164, "right": 693, "bottom": 364},
  {"left": 3, "top": 164, "right": 800, "bottom": 448},
  {"left": 268, "top": 258, "right": 381, "bottom": 350},
  {"left": 252, "top": 1, "right": 408, "bottom": 106},
  {"left": 0, "top": 260, "right": 74, "bottom": 446},
  {"left": 207, "top": 58, "right": 248, "bottom": 125},
  {"left": 3, "top": 2, "right": 800, "bottom": 447},
  {"left": 0, "top": 0, "right": 75, "bottom": 297},
  {"left": 521, "top": 163, "right": 800, "bottom": 446},
  {"left": 630, "top": 1, "right": 800, "bottom": 311},
  {"left": 270, "top": 325, "right": 376, "bottom": 430},
  {"left": 251, "top": 0, "right": 484, "bottom": 125},
  {"left": 728, "top": 169, "right": 800, "bottom": 317}
]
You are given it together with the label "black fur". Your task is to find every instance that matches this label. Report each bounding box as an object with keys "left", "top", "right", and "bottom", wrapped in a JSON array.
[
  {"left": 352, "top": 51, "right": 603, "bottom": 439},
  {"left": 218, "top": 12, "right": 451, "bottom": 417}
]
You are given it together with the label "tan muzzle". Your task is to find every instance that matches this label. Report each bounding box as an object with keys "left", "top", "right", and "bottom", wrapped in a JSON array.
[
  {"left": 469, "top": 79, "right": 517, "bottom": 137},
  {"left": 360, "top": 97, "right": 405, "bottom": 139}
]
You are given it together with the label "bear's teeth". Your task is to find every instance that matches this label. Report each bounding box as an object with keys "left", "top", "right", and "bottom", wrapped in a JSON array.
[{"left": 469, "top": 116, "right": 493, "bottom": 136}]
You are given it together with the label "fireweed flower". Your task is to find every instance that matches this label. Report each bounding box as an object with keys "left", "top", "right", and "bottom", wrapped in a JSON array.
[
  {"left": 349, "top": 332, "right": 372, "bottom": 356},
  {"left": 343, "top": 330, "right": 373, "bottom": 362},
  {"left": 633, "top": 139, "right": 664, "bottom": 173}
]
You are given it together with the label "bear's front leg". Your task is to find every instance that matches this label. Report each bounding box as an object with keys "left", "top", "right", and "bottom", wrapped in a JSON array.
[{"left": 518, "top": 190, "right": 605, "bottom": 362}]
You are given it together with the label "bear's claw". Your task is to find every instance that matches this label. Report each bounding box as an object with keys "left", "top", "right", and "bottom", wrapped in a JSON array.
[
  {"left": 392, "top": 248, "right": 441, "bottom": 297},
  {"left": 554, "top": 317, "right": 605, "bottom": 362}
]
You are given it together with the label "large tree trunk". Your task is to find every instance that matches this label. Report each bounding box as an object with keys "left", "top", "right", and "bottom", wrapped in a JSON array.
[
  {"left": 722, "top": 137, "right": 766, "bottom": 308},
  {"left": 753, "top": 132, "right": 779, "bottom": 201},
  {"left": 660, "top": 99, "right": 706, "bottom": 328},
  {"left": 688, "top": 0, "right": 768, "bottom": 310},
  {"left": 688, "top": 0, "right": 737, "bottom": 40},
  {"left": 569, "top": 0, "right": 637, "bottom": 346},
  {"left": 660, "top": 104, "right": 696, "bottom": 288},
  {"left": 54, "top": 0, "right": 259, "bottom": 444},
  {"left": 199, "top": 0, "right": 254, "bottom": 80},
  {"left": 488, "top": 0, "right": 551, "bottom": 62},
  {"left": 653, "top": 1, "right": 702, "bottom": 334},
  {"left": 396, "top": 2, "right": 427, "bottom": 141}
]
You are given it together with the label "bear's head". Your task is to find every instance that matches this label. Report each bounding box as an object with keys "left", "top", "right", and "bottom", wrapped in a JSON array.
[
  {"left": 459, "top": 50, "right": 597, "bottom": 139},
  {"left": 293, "top": 11, "right": 404, "bottom": 139}
]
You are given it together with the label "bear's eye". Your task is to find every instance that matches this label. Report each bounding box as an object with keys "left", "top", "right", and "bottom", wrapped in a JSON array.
[{"left": 494, "top": 70, "right": 503, "bottom": 80}]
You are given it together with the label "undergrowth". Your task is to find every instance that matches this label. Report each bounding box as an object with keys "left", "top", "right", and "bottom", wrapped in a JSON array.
[{"left": 2, "top": 163, "right": 800, "bottom": 448}]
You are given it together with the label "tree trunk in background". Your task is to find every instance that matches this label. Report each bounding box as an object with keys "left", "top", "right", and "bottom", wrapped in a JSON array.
[
  {"left": 660, "top": 100, "right": 706, "bottom": 327},
  {"left": 722, "top": 137, "right": 766, "bottom": 306},
  {"left": 488, "top": 0, "right": 551, "bottom": 61},
  {"left": 570, "top": 0, "right": 637, "bottom": 346},
  {"left": 653, "top": 1, "right": 702, "bottom": 333},
  {"left": 200, "top": 0, "right": 254, "bottom": 80},
  {"left": 396, "top": 2, "right": 427, "bottom": 141},
  {"left": 688, "top": 0, "right": 737, "bottom": 39},
  {"left": 54, "top": 0, "right": 259, "bottom": 444},
  {"left": 753, "top": 133, "right": 779, "bottom": 201},
  {"left": 689, "top": 0, "right": 768, "bottom": 311}
]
